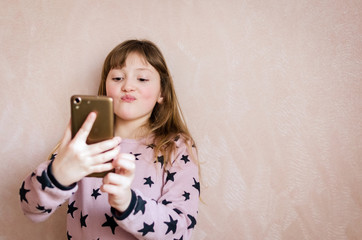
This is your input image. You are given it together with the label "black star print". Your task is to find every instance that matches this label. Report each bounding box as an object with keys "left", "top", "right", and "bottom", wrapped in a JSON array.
[
  {"left": 173, "top": 208, "right": 183, "bottom": 215},
  {"left": 31, "top": 172, "right": 36, "bottom": 178},
  {"left": 146, "top": 143, "right": 155, "bottom": 149},
  {"left": 67, "top": 231, "right": 72, "bottom": 240},
  {"left": 162, "top": 199, "right": 172, "bottom": 205},
  {"left": 134, "top": 195, "right": 147, "bottom": 215},
  {"left": 80, "top": 211, "right": 88, "bottom": 228},
  {"left": 187, "top": 214, "right": 196, "bottom": 229},
  {"left": 166, "top": 171, "right": 176, "bottom": 183},
  {"left": 138, "top": 222, "right": 155, "bottom": 236},
  {"left": 131, "top": 152, "right": 141, "bottom": 160},
  {"left": 67, "top": 201, "right": 78, "bottom": 218},
  {"left": 36, "top": 204, "right": 52, "bottom": 213},
  {"left": 102, "top": 213, "right": 118, "bottom": 234},
  {"left": 154, "top": 155, "right": 165, "bottom": 168},
  {"left": 144, "top": 176, "right": 154, "bottom": 188},
  {"left": 192, "top": 178, "right": 200, "bottom": 196},
  {"left": 91, "top": 188, "right": 101, "bottom": 200},
  {"left": 174, "top": 236, "right": 184, "bottom": 240},
  {"left": 36, "top": 170, "right": 54, "bottom": 191},
  {"left": 180, "top": 155, "right": 190, "bottom": 164},
  {"left": 19, "top": 181, "right": 30, "bottom": 203},
  {"left": 164, "top": 215, "right": 178, "bottom": 235},
  {"left": 182, "top": 191, "right": 190, "bottom": 201}
]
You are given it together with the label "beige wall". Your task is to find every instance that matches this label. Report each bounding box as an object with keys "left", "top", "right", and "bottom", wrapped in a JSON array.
[{"left": 1, "top": 1, "right": 361, "bottom": 239}]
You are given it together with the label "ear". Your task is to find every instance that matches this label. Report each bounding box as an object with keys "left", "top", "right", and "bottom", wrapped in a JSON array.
[{"left": 157, "top": 96, "right": 163, "bottom": 104}]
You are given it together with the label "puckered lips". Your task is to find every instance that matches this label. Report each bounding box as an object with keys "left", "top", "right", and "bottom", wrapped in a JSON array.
[{"left": 121, "top": 94, "right": 136, "bottom": 103}]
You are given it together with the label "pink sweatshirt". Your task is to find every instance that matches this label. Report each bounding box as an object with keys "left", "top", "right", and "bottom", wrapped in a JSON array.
[{"left": 19, "top": 137, "right": 200, "bottom": 239}]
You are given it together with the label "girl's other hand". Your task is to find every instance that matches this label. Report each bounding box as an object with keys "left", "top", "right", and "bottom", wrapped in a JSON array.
[
  {"left": 52, "top": 112, "right": 121, "bottom": 187},
  {"left": 100, "top": 153, "right": 136, "bottom": 212}
]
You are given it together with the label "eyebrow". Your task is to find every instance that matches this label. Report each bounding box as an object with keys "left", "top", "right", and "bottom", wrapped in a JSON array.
[{"left": 136, "top": 67, "right": 153, "bottom": 72}]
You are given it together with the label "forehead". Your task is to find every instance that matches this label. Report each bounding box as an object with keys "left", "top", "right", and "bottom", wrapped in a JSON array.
[
  {"left": 124, "top": 52, "right": 150, "bottom": 68},
  {"left": 116, "top": 52, "right": 157, "bottom": 75}
]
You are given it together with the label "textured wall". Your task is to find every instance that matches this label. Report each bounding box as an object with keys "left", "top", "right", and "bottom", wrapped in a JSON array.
[{"left": 1, "top": 1, "right": 361, "bottom": 239}]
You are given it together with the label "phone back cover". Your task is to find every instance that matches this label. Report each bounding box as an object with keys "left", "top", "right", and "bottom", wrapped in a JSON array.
[{"left": 71, "top": 95, "right": 114, "bottom": 144}]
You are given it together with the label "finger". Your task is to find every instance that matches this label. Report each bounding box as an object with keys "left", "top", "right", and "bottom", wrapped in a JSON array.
[
  {"left": 91, "top": 146, "right": 121, "bottom": 165},
  {"left": 114, "top": 159, "right": 135, "bottom": 171},
  {"left": 88, "top": 137, "right": 121, "bottom": 156},
  {"left": 103, "top": 171, "right": 131, "bottom": 184},
  {"left": 89, "top": 162, "right": 114, "bottom": 174},
  {"left": 74, "top": 112, "right": 97, "bottom": 142},
  {"left": 113, "top": 154, "right": 136, "bottom": 174},
  {"left": 114, "top": 153, "right": 135, "bottom": 164},
  {"left": 101, "top": 183, "right": 122, "bottom": 195}
]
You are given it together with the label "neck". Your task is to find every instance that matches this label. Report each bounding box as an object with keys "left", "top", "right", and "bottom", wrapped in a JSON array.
[{"left": 114, "top": 117, "right": 149, "bottom": 139}]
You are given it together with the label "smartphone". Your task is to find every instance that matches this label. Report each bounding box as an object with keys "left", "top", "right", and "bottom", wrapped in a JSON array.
[{"left": 70, "top": 95, "right": 114, "bottom": 177}]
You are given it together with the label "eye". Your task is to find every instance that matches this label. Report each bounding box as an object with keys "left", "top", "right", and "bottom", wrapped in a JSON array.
[
  {"left": 112, "top": 77, "right": 124, "bottom": 81},
  {"left": 138, "top": 78, "right": 149, "bottom": 82}
]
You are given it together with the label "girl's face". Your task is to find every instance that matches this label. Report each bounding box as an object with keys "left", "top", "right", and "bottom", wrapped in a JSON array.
[{"left": 105, "top": 52, "right": 163, "bottom": 125}]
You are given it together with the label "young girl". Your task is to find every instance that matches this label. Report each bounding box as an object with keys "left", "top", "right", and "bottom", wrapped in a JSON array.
[{"left": 19, "top": 39, "right": 200, "bottom": 239}]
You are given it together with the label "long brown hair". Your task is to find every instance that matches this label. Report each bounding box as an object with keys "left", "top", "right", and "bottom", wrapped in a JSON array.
[{"left": 98, "top": 39, "right": 197, "bottom": 167}]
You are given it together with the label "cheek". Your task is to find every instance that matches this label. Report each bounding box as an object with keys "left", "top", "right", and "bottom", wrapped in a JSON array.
[
  {"left": 105, "top": 81, "right": 116, "bottom": 97},
  {"left": 141, "top": 85, "right": 161, "bottom": 101}
]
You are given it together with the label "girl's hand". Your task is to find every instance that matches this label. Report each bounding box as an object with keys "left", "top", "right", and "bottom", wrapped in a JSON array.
[
  {"left": 100, "top": 153, "right": 136, "bottom": 212},
  {"left": 52, "top": 112, "right": 121, "bottom": 187}
]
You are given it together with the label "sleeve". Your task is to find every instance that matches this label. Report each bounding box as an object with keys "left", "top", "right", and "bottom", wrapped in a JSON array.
[
  {"left": 19, "top": 159, "right": 78, "bottom": 222},
  {"left": 112, "top": 140, "right": 200, "bottom": 240}
]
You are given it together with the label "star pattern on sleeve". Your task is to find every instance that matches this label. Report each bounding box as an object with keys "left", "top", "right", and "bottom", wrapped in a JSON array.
[
  {"left": 182, "top": 191, "right": 190, "bottom": 201},
  {"left": 67, "top": 201, "right": 78, "bottom": 218},
  {"left": 180, "top": 155, "right": 190, "bottom": 164},
  {"left": 164, "top": 215, "right": 178, "bottom": 235},
  {"left": 130, "top": 152, "right": 141, "bottom": 160},
  {"left": 143, "top": 176, "right": 154, "bottom": 187},
  {"left": 173, "top": 208, "right": 183, "bottom": 215},
  {"left": 192, "top": 178, "right": 200, "bottom": 196},
  {"left": 138, "top": 222, "right": 155, "bottom": 236},
  {"left": 36, "top": 204, "right": 52, "bottom": 213},
  {"left": 80, "top": 211, "right": 88, "bottom": 228},
  {"left": 162, "top": 199, "right": 172, "bottom": 205},
  {"left": 154, "top": 155, "right": 165, "bottom": 168},
  {"left": 166, "top": 170, "right": 176, "bottom": 183},
  {"left": 19, "top": 181, "right": 30, "bottom": 203},
  {"left": 102, "top": 213, "right": 118, "bottom": 234},
  {"left": 187, "top": 214, "right": 197, "bottom": 229},
  {"left": 134, "top": 195, "right": 147, "bottom": 215},
  {"left": 91, "top": 188, "right": 101, "bottom": 200},
  {"left": 36, "top": 170, "right": 54, "bottom": 190}
]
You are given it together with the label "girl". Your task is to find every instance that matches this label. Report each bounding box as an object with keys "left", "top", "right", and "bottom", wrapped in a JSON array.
[{"left": 19, "top": 39, "right": 200, "bottom": 239}]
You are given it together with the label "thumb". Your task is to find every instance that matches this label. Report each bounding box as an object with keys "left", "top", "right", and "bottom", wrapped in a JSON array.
[{"left": 74, "top": 112, "right": 97, "bottom": 143}]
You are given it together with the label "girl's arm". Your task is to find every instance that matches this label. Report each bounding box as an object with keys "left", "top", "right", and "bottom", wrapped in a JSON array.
[
  {"left": 19, "top": 159, "right": 77, "bottom": 222},
  {"left": 20, "top": 113, "right": 121, "bottom": 222},
  {"left": 112, "top": 142, "right": 200, "bottom": 240}
]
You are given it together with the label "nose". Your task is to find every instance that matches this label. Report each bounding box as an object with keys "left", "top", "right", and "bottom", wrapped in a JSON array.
[{"left": 121, "top": 78, "right": 135, "bottom": 92}]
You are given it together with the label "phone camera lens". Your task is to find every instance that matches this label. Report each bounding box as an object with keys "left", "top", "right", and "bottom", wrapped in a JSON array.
[{"left": 74, "top": 97, "right": 82, "bottom": 104}]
